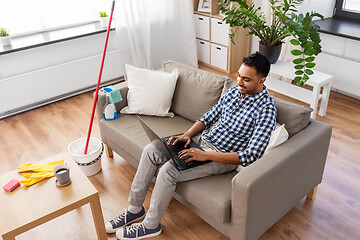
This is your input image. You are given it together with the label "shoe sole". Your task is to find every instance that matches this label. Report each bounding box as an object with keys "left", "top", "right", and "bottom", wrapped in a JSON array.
[
  {"left": 107, "top": 215, "right": 145, "bottom": 234},
  {"left": 117, "top": 227, "right": 162, "bottom": 240}
]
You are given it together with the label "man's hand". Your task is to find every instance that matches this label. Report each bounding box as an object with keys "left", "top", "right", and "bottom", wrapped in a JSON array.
[
  {"left": 166, "top": 121, "right": 206, "bottom": 148},
  {"left": 178, "top": 148, "right": 209, "bottom": 163},
  {"left": 166, "top": 134, "right": 192, "bottom": 148}
]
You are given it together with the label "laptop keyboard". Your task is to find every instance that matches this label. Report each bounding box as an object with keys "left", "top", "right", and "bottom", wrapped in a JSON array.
[
  {"left": 166, "top": 142, "right": 196, "bottom": 168},
  {"left": 162, "top": 140, "right": 211, "bottom": 170}
]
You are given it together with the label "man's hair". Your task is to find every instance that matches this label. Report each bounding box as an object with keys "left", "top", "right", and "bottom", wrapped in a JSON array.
[{"left": 242, "top": 51, "right": 270, "bottom": 78}]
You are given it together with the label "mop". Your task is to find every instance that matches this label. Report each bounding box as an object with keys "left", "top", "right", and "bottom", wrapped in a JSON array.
[{"left": 83, "top": 0, "right": 116, "bottom": 155}]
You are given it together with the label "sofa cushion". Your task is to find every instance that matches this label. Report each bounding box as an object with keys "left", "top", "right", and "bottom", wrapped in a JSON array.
[
  {"left": 272, "top": 96, "right": 312, "bottom": 137},
  {"left": 99, "top": 114, "right": 194, "bottom": 161},
  {"left": 162, "top": 60, "right": 234, "bottom": 122},
  {"left": 176, "top": 170, "right": 238, "bottom": 223}
]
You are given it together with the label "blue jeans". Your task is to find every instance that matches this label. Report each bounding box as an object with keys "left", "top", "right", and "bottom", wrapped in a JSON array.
[{"left": 128, "top": 134, "right": 238, "bottom": 229}]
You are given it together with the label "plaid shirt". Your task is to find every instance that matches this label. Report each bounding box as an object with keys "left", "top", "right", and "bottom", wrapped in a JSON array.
[{"left": 198, "top": 85, "right": 277, "bottom": 167}]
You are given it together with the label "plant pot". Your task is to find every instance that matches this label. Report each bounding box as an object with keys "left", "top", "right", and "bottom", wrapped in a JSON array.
[
  {"left": 0, "top": 36, "right": 11, "bottom": 47},
  {"left": 99, "top": 17, "right": 109, "bottom": 28},
  {"left": 259, "top": 43, "right": 282, "bottom": 64}
]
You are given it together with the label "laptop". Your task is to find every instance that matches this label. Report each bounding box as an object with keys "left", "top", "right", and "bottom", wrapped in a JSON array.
[{"left": 137, "top": 115, "right": 211, "bottom": 171}]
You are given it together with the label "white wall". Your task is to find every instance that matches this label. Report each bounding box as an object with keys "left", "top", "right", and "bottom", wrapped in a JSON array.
[
  {"left": 0, "top": 32, "right": 124, "bottom": 79},
  {"left": 0, "top": 26, "right": 134, "bottom": 118}
]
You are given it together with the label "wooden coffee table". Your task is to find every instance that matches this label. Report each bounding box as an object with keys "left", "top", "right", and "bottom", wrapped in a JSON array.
[{"left": 0, "top": 153, "right": 107, "bottom": 240}]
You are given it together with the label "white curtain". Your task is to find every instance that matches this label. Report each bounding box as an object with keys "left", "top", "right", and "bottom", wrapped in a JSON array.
[
  {"left": 251, "top": 0, "right": 336, "bottom": 62},
  {"left": 115, "top": 0, "right": 197, "bottom": 69}
]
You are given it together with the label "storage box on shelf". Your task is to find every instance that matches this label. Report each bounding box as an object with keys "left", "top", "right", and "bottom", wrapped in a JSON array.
[{"left": 193, "top": 0, "right": 249, "bottom": 73}]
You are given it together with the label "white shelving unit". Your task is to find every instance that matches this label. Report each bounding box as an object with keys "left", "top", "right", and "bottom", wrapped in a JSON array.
[{"left": 193, "top": 0, "right": 249, "bottom": 73}]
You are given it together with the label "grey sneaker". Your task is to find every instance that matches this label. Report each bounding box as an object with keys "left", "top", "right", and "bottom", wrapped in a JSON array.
[
  {"left": 106, "top": 206, "right": 146, "bottom": 233},
  {"left": 116, "top": 222, "right": 162, "bottom": 240}
]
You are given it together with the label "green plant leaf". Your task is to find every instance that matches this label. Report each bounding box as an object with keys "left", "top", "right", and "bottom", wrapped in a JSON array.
[
  {"left": 303, "top": 74, "right": 310, "bottom": 81},
  {"left": 291, "top": 49, "right": 303, "bottom": 56},
  {"left": 295, "top": 64, "right": 304, "bottom": 69},
  {"left": 294, "top": 76, "right": 302, "bottom": 82},
  {"left": 290, "top": 39, "right": 300, "bottom": 45},
  {"left": 303, "top": 41, "right": 314, "bottom": 48},
  {"left": 295, "top": 70, "right": 304, "bottom": 75},
  {"left": 305, "top": 62, "right": 316, "bottom": 68},
  {"left": 298, "top": 13, "right": 304, "bottom": 22},
  {"left": 305, "top": 56, "right": 315, "bottom": 62},
  {"left": 293, "top": 58, "right": 303, "bottom": 64},
  {"left": 304, "top": 49, "right": 316, "bottom": 55},
  {"left": 305, "top": 69, "right": 314, "bottom": 75},
  {"left": 302, "top": 16, "right": 312, "bottom": 25}
]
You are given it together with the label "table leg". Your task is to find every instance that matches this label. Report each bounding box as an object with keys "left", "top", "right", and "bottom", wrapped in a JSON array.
[
  {"left": 2, "top": 233, "right": 16, "bottom": 240},
  {"left": 310, "top": 84, "right": 320, "bottom": 119},
  {"left": 89, "top": 193, "right": 108, "bottom": 240},
  {"left": 318, "top": 80, "right": 332, "bottom": 116}
]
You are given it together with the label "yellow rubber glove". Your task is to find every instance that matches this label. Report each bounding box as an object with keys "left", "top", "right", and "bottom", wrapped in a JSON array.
[
  {"left": 18, "top": 160, "right": 64, "bottom": 173},
  {"left": 20, "top": 171, "right": 55, "bottom": 186}
]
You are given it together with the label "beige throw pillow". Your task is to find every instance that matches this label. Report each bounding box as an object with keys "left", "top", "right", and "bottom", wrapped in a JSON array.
[
  {"left": 272, "top": 96, "right": 312, "bottom": 137},
  {"left": 162, "top": 60, "right": 234, "bottom": 122}
]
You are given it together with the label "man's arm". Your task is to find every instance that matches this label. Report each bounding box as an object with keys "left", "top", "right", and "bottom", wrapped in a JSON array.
[
  {"left": 236, "top": 105, "right": 277, "bottom": 166},
  {"left": 166, "top": 121, "right": 206, "bottom": 148},
  {"left": 180, "top": 105, "right": 277, "bottom": 166},
  {"left": 166, "top": 89, "right": 232, "bottom": 148}
]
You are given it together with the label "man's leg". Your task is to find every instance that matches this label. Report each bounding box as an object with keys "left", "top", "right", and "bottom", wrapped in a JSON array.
[
  {"left": 106, "top": 143, "right": 170, "bottom": 233},
  {"left": 143, "top": 160, "right": 237, "bottom": 229},
  {"left": 128, "top": 143, "right": 171, "bottom": 207}
]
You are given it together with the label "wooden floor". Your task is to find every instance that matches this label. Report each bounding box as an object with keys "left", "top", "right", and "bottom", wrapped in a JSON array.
[{"left": 0, "top": 65, "right": 359, "bottom": 240}]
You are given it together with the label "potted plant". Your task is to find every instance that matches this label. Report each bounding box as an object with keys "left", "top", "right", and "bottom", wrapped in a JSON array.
[
  {"left": 99, "top": 11, "right": 109, "bottom": 28},
  {"left": 0, "top": 28, "right": 11, "bottom": 47},
  {"left": 218, "top": 0, "right": 324, "bottom": 85}
]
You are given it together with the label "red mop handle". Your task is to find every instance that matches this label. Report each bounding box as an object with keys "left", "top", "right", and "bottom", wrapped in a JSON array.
[{"left": 84, "top": 1, "right": 115, "bottom": 155}]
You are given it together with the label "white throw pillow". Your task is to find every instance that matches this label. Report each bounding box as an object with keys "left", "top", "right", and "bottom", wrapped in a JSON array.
[
  {"left": 120, "top": 64, "right": 179, "bottom": 117},
  {"left": 236, "top": 123, "right": 289, "bottom": 172},
  {"left": 263, "top": 123, "right": 289, "bottom": 154}
]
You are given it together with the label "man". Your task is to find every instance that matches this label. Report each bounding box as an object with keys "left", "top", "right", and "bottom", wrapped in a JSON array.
[{"left": 106, "top": 51, "right": 277, "bottom": 240}]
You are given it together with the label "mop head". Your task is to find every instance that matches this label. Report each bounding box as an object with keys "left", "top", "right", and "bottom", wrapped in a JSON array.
[{"left": 76, "top": 143, "right": 98, "bottom": 155}]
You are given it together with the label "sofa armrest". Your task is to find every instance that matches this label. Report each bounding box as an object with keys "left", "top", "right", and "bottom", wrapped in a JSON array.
[
  {"left": 230, "top": 119, "right": 332, "bottom": 240},
  {"left": 95, "top": 82, "right": 129, "bottom": 121}
]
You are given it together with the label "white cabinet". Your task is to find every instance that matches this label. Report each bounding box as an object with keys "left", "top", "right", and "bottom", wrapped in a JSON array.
[
  {"left": 194, "top": 14, "right": 210, "bottom": 40},
  {"left": 196, "top": 39, "right": 210, "bottom": 64},
  {"left": 193, "top": 0, "right": 249, "bottom": 73},
  {"left": 194, "top": 14, "right": 229, "bottom": 71},
  {"left": 211, "top": 18, "right": 229, "bottom": 46},
  {"left": 211, "top": 43, "right": 228, "bottom": 70}
]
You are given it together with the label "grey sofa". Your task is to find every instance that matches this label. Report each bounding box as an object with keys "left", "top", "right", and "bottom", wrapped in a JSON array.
[{"left": 95, "top": 60, "right": 332, "bottom": 240}]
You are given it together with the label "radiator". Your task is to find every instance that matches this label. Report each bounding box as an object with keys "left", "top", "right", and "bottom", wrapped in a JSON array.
[
  {"left": 0, "top": 50, "right": 124, "bottom": 118},
  {"left": 315, "top": 53, "right": 360, "bottom": 98}
]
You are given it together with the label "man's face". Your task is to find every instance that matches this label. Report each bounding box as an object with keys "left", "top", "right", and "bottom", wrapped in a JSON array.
[{"left": 236, "top": 64, "right": 266, "bottom": 98}]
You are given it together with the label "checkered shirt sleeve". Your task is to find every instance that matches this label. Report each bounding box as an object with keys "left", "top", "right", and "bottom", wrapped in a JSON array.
[
  {"left": 198, "top": 86, "right": 277, "bottom": 167},
  {"left": 236, "top": 104, "right": 277, "bottom": 166}
]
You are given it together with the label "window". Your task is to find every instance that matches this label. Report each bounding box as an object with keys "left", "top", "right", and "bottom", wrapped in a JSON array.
[
  {"left": 0, "top": 0, "right": 112, "bottom": 37},
  {"left": 335, "top": 0, "right": 360, "bottom": 19},
  {"left": 342, "top": 0, "right": 360, "bottom": 13}
]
